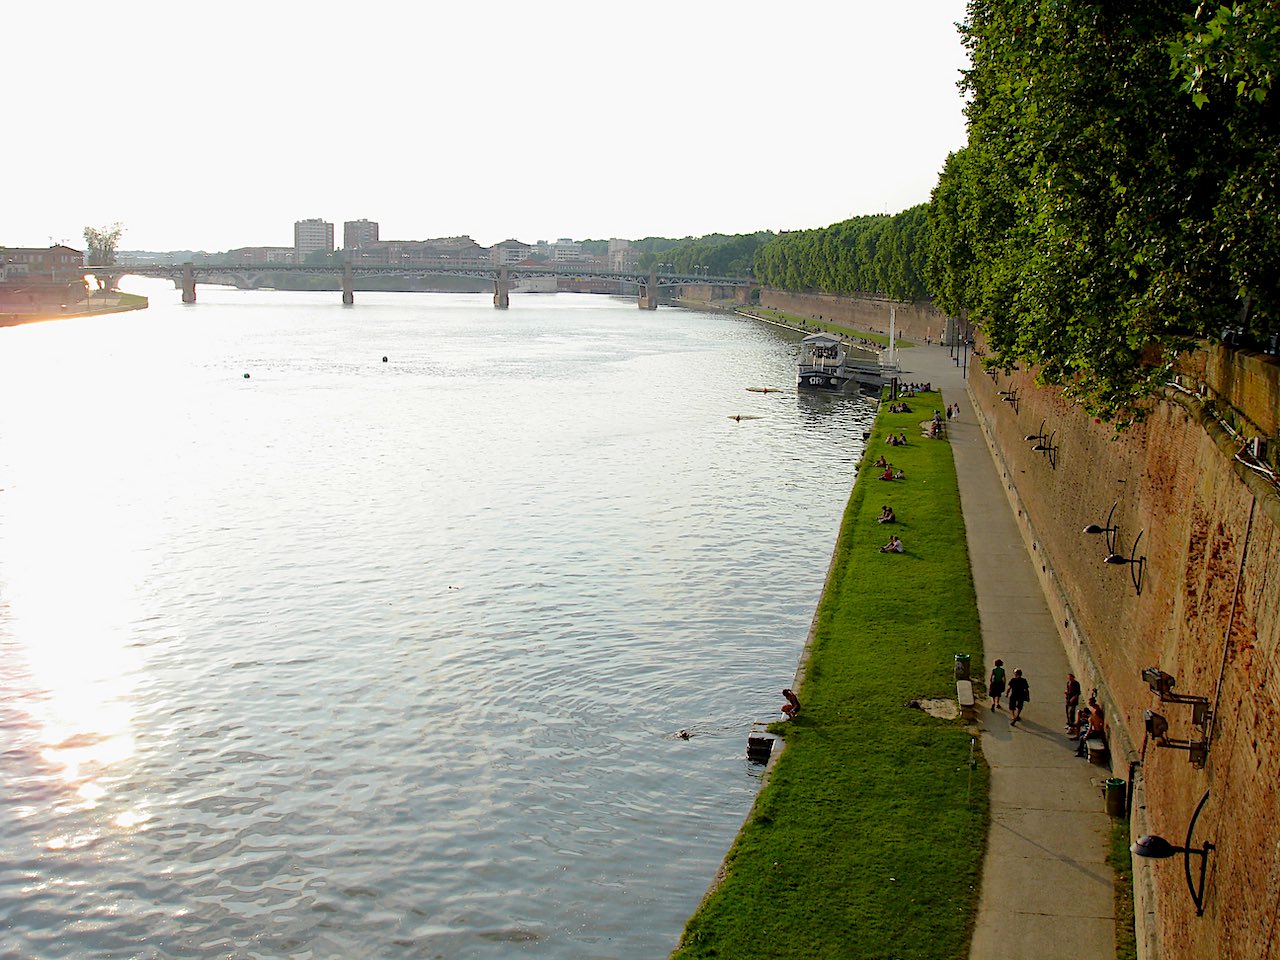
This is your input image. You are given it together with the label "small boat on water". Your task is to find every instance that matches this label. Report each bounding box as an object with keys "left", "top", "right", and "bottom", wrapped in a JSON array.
[{"left": 797, "top": 332, "right": 885, "bottom": 392}]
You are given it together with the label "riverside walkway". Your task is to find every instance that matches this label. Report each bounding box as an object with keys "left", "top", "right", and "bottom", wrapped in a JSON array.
[{"left": 900, "top": 345, "right": 1117, "bottom": 960}]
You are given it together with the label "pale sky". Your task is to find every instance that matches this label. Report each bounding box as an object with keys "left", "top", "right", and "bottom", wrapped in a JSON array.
[{"left": 6, "top": 0, "right": 970, "bottom": 252}]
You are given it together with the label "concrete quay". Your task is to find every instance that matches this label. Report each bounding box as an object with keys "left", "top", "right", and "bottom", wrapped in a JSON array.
[{"left": 898, "top": 344, "right": 1118, "bottom": 960}]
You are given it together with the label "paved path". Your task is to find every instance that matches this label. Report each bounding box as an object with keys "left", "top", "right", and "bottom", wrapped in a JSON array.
[{"left": 896, "top": 345, "right": 1117, "bottom": 960}]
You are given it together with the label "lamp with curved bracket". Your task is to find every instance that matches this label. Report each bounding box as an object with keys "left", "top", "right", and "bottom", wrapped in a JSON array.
[
  {"left": 997, "top": 389, "right": 1020, "bottom": 414},
  {"left": 1083, "top": 502, "right": 1120, "bottom": 555},
  {"left": 1105, "top": 529, "right": 1146, "bottom": 595},
  {"left": 1032, "top": 430, "right": 1058, "bottom": 469},
  {"left": 1131, "top": 789, "right": 1214, "bottom": 916},
  {"left": 1025, "top": 419, "right": 1047, "bottom": 443}
]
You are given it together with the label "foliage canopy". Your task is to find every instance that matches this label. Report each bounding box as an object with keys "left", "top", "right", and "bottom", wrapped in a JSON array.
[
  {"left": 926, "top": 0, "right": 1280, "bottom": 423},
  {"left": 83, "top": 223, "right": 123, "bottom": 267},
  {"left": 751, "top": 207, "right": 932, "bottom": 302}
]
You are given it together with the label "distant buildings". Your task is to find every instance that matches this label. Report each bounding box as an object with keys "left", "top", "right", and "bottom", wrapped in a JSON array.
[
  {"left": 349, "top": 235, "right": 490, "bottom": 267},
  {"left": 343, "top": 219, "right": 379, "bottom": 251},
  {"left": 0, "top": 244, "right": 83, "bottom": 278},
  {"left": 491, "top": 240, "right": 532, "bottom": 265},
  {"left": 608, "top": 239, "right": 638, "bottom": 271},
  {"left": 1, "top": 245, "right": 87, "bottom": 316},
  {"left": 275, "top": 218, "right": 636, "bottom": 276},
  {"left": 294, "top": 218, "right": 334, "bottom": 262},
  {"left": 538, "top": 239, "right": 587, "bottom": 263},
  {"left": 226, "top": 246, "right": 295, "bottom": 266}
]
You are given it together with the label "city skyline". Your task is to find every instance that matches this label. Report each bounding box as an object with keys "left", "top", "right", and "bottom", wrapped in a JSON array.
[{"left": 6, "top": 0, "right": 970, "bottom": 252}]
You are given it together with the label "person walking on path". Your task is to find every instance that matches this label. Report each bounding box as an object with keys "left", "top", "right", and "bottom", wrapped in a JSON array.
[
  {"left": 1008, "top": 669, "right": 1030, "bottom": 726},
  {"left": 988, "top": 659, "right": 1006, "bottom": 711},
  {"left": 1064, "top": 673, "right": 1082, "bottom": 730}
]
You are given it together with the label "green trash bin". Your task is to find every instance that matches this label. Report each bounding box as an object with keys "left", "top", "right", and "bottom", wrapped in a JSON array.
[
  {"left": 1104, "top": 778, "right": 1126, "bottom": 817},
  {"left": 954, "top": 654, "right": 971, "bottom": 681}
]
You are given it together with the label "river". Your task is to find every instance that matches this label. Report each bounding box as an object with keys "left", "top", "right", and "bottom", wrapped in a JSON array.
[{"left": 0, "top": 280, "right": 871, "bottom": 958}]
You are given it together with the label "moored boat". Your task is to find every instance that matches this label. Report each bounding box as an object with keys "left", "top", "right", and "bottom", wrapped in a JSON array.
[{"left": 798, "top": 332, "right": 885, "bottom": 392}]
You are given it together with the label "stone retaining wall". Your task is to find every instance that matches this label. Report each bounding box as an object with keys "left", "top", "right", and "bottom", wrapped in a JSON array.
[
  {"left": 967, "top": 348, "right": 1280, "bottom": 960},
  {"left": 760, "top": 289, "right": 949, "bottom": 342}
]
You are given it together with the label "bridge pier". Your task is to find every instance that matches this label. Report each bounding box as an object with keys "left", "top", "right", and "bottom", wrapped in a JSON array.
[
  {"left": 638, "top": 268, "right": 659, "bottom": 309},
  {"left": 491, "top": 267, "right": 506, "bottom": 308},
  {"left": 342, "top": 261, "right": 354, "bottom": 306},
  {"left": 494, "top": 266, "right": 510, "bottom": 309},
  {"left": 181, "top": 263, "right": 196, "bottom": 303}
]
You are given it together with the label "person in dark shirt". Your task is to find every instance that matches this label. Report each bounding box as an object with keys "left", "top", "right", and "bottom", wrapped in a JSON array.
[
  {"left": 1008, "top": 669, "right": 1030, "bottom": 726},
  {"left": 988, "top": 659, "right": 1006, "bottom": 710},
  {"left": 1064, "top": 673, "right": 1082, "bottom": 730}
]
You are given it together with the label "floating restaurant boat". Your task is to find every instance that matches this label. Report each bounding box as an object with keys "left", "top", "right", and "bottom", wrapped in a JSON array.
[{"left": 797, "top": 332, "right": 886, "bottom": 392}]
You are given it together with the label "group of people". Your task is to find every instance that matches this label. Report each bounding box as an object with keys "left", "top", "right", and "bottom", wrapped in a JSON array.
[
  {"left": 988, "top": 664, "right": 1108, "bottom": 753},
  {"left": 888, "top": 402, "right": 912, "bottom": 413},
  {"left": 877, "top": 505, "right": 896, "bottom": 524},
  {"left": 987, "top": 660, "right": 1031, "bottom": 725},
  {"left": 900, "top": 381, "right": 932, "bottom": 394},
  {"left": 879, "top": 535, "right": 904, "bottom": 553},
  {"left": 886, "top": 432, "right": 908, "bottom": 446}
]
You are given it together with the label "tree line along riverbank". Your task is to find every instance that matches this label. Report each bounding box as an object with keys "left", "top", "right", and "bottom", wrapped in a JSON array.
[{"left": 672, "top": 394, "right": 988, "bottom": 959}]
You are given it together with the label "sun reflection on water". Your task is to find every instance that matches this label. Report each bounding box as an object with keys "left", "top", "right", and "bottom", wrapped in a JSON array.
[{"left": 0, "top": 321, "right": 160, "bottom": 833}]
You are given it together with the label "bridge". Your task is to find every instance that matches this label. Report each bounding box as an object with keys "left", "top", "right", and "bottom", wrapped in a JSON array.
[{"left": 88, "top": 262, "right": 756, "bottom": 310}]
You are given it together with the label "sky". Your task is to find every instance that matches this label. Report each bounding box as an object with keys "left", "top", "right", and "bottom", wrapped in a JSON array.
[{"left": 6, "top": 0, "right": 971, "bottom": 253}]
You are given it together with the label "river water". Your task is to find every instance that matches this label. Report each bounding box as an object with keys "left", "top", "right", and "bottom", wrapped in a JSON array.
[{"left": 0, "top": 281, "right": 871, "bottom": 958}]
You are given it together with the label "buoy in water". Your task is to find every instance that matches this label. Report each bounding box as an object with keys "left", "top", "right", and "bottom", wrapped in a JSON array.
[
  {"left": 382, "top": 356, "right": 388, "bottom": 362},
  {"left": 243, "top": 373, "right": 250, "bottom": 379}
]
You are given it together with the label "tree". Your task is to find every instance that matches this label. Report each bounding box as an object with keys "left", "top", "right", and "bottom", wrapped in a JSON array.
[
  {"left": 923, "top": 0, "right": 1278, "bottom": 424},
  {"left": 83, "top": 223, "right": 123, "bottom": 267},
  {"left": 752, "top": 209, "right": 931, "bottom": 301}
]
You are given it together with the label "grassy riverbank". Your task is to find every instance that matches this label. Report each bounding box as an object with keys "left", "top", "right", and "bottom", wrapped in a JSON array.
[{"left": 673, "top": 395, "right": 987, "bottom": 960}]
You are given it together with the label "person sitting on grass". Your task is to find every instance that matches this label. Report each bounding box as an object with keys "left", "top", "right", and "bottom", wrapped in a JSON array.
[
  {"left": 880, "top": 465, "right": 895, "bottom": 481},
  {"left": 892, "top": 468, "right": 905, "bottom": 480},
  {"left": 879, "top": 535, "right": 904, "bottom": 553},
  {"left": 875, "top": 454, "right": 889, "bottom": 468},
  {"left": 878, "top": 505, "right": 896, "bottom": 524}
]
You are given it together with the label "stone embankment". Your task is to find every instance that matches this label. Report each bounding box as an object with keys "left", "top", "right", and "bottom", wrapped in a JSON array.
[
  {"left": 714, "top": 287, "right": 1280, "bottom": 959},
  {"left": 1, "top": 292, "right": 148, "bottom": 327}
]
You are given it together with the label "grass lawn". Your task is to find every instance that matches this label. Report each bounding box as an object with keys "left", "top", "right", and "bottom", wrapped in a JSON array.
[
  {"left": 673, "top": 394, "right": 986, "bottom": 959},
  {"left": 1108, "top": 819, "right": 1138, "bottom": 960}
]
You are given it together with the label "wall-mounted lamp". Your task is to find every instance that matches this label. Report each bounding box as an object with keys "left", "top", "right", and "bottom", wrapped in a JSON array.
[
  {"left": 1131, "top": 789, "right": 1214, "bottom": 916},
  {"left": 1024, "top": 420, "right": 1047, "bottom": 443},
  {"left": 1104, "top": 529, "right": 1146, "bottom": 595},
  {"left": 997, "top": 389, "right": 1020, "bottom": 414},
  {"left": 1142, "top": 668, "right": 1212, "bottom": 728},
  {"left": 1083, "top": 502, "right": 1120, "bottom": 555},
  {"left": 1032, "top": 430, "right": 1058, "bottom": 469},
  {"left": 985, "top": 368, "right": 999, "bottom": 382},
  {"left": 1144, "top": 708, "right": 1170, "bottom": 741},
  {"left": 1143, "top": 709, "right": 1208, "bottom": 766}
]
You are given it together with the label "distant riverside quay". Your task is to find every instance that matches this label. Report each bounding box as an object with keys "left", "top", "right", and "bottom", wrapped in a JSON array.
[{"left": 86, "top": 262, "right": 758, "bottom": 310}]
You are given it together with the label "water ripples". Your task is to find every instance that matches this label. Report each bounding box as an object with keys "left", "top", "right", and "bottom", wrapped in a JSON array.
[{"left": 0, "top": 287, "right": 872, "bottom": 957}]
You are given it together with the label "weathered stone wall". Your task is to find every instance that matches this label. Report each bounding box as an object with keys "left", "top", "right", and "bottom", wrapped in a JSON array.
[
  {"left": 760, "top": 289, "right": 949, "bottom": 342},
  {"left": 967, "top": 352, "right": 1280, "bottom": 960}
]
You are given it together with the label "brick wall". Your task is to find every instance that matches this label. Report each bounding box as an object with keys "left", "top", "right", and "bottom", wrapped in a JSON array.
[
  {"left": 968, "top": 355, "right": 1280, "bottom": 960},
  {"left": 760, "top": 289, "right": 949, "bottom": 342}
]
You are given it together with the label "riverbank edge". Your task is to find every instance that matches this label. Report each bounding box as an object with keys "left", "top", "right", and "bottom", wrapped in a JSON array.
[
  {"left": 0, "top": 293, "right": 149, "bottom": 328},
  {"left": 671, "top": 392, "right": 989, "bottom": 958}
]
